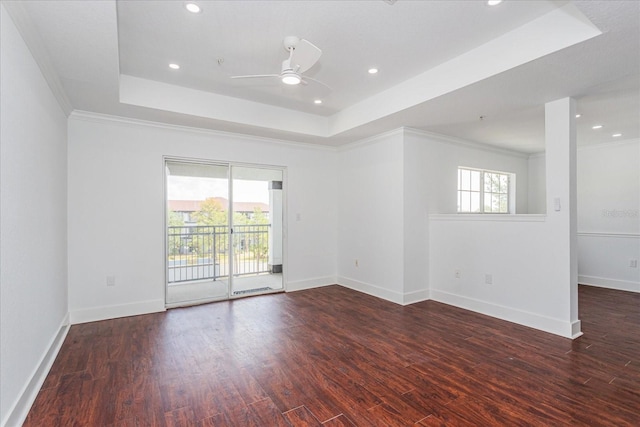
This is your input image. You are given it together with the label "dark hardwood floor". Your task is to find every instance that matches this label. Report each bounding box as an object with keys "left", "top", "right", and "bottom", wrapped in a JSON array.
[{"left": 25, "top": 285, "right": 639, "bottom": 426}]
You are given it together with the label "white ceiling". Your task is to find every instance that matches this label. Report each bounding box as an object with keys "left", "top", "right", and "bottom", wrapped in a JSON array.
[{"left": 6, "top": 0, "right": 640, "bottom": 153}]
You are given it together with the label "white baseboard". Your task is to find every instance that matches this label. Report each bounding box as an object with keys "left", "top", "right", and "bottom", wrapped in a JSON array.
[
  {"left": 336, "top": 277, "right": 430, "bottom": 306},
  {"left": 286, "top": 276, "right": 336, "bottom": 292},
  {"left": 571, "top": 319, "right": 583, "bottom": 339},
  {"left": 430, "top": 289, "right": 578, "bottom": 339},
  {"left": 402, "top": 289, "right": 430, "bottom": 305},
  {"left": 2, "top": 313, "right": 70, "bottom": 427},
  {"left": 579, "top": 276, "right": 640, "bottom": 293},
  {"left": 69, "top": 299, "right": 166, "bottom": 324},
  {"left": 337, "top": 276, "right": 404, "bottom": 305}
]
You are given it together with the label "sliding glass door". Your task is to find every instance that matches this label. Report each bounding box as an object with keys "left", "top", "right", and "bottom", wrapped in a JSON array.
[
  {"left": 230, "top": 166, "right": 283, "bottom": 297},
  {"left": 165, "top": 159, "right": 283, "bottom": 306}
]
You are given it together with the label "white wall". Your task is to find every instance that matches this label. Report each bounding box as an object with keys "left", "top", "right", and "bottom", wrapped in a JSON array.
[
  {"left": 428, "top": 99, "right": 580, "bottom": 338},
  {"left": 402, "top": 133, "right": 431, "bottom": 303},
  {"left": 403, "top": 130, "right": 531, "bottom": 303},
  {"left": 527, "top": 139, "right": 640, "bottom": 292},
  {"left": 405, "top": 130, "right": 531, "bottom": 215},
  {"left": 577, "top": 139, "right": 640, "bottom": 292},
  {"left": 336, "top": 131, "right": 406, "bottom": 302},
  {"left": 0, "top": 6, "right": 69, "bottom": 425},
  {"left": 577, "top": 140, "right": 640, "bottom": 234},
  {"left": 528, "top": 153, "right": 546, "bottom": 214},
  {"left": 336, "top": 128, "right": 531, "bottom": 305},
  {"left": 429, "top": 215, "right": 573, "bottom": 335},
  {"left": 67, "top": 114, "right": 338, "bottom": 322}
]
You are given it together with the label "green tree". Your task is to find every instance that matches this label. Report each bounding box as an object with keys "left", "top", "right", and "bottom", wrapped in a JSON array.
[
  {"left": 246, "top": 207, "right": 269, "bottom": 262},
  {"left": 249, "top": 207, "right": 269, "bottom": 225},
  {"left": 168, "top": 210, "right": 184, "bottom": 226},
  {"left": 192, "top": 198, "right": 228, "bottom": 226},
  {"left": 167, "top": 210, "right": 184, "bottom": 256},
  {"left": 192, "top": 198, "right": 228, "bottom": 261},
  {"left": 190, "top": 201, "right": 272, "bottom": 269}
]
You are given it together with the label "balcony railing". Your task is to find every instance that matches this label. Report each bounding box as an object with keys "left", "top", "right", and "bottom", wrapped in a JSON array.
[{"left": 167, "top": 224, "right": 270, "bottom": 284}]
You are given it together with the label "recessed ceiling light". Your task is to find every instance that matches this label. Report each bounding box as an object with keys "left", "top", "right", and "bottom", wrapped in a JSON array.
[
  {"left": 368, "top": 68, "right": 379, "bottom": 74},
  {"left": 185, "top": 3, "right": 201, "bottom": 13},
  {"left": 575, "top": 114, "right": 581, "bottom": 118},
  {"left": 592, "top": 125, "right": 603, "bottom": 129},
  {"left": 612, "top": 133, "right": 622, "bottom": 137},
  {"left": 314, "top": 99, "right": 322, "bottom": 104},
  {"left": 169, "top": 63, "right": 180, "bottom": 70},
  {"left": 487, "top": 0, "right": 503, "bottom": 5}
]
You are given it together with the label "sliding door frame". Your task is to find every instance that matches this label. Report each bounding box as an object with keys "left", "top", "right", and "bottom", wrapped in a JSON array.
[{"left": 163, "top": 156, "right": 287, "bottom": 307}]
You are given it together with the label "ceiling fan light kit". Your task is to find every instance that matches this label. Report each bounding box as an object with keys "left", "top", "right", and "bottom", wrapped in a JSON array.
[
  {"left": 281, "top": 72, "right": 302, "bottom": 85},
  {"left": 184, "top": 2, "right": 201, "bottom": 13},
  {"left": 231, "top": 36, "right": 326, "bottom": 90}
]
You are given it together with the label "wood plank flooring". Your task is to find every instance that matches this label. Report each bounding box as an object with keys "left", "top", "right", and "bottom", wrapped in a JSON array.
[{"left": 25, "top": 285, "right": 640, "bottom": 426}]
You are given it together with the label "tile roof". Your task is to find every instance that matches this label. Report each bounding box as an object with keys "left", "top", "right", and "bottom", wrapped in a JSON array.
[{"left": 168, "top": 198, "right": 269, "bottom": 213}]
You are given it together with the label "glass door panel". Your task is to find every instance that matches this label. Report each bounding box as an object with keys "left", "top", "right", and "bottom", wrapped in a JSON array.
[
  {"left": 166, "top": 161, "right": 230, "bottom": 305},
  {"left": 230, "top": 166, "right": 284, "bottom": 297}
]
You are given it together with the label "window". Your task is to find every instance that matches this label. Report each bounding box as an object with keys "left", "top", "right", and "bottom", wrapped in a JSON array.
[{"left": 458, "top": 167, "right": 512, "bottom": 213}]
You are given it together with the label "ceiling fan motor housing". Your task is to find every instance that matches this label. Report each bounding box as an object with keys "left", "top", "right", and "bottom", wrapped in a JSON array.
[
  {"left": 283, "top": 36, "right": 301, "bottom": 51},
  {"left": 281, "top": 56, "right": 302, "bottom": 85},
  {"left": 230, "top": 36, "right": 322, "bottom": 87}
]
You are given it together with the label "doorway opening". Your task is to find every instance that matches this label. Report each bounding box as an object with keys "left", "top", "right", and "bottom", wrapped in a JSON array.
[{"left": 165, "top": 159, "right": 284, "bottom": 307}]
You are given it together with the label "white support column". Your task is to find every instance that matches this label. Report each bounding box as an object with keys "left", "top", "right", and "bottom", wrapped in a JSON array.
[
  {"left": 268, "top": 181, "right": 283, "bottom": 273},
  {"left": 545, "top": 97, "right": 581, "bottom": 338}
]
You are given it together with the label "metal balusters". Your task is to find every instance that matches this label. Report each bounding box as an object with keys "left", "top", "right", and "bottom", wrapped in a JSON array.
[{"left": 168, "top": 224, "right": 270, "bottom": 283}]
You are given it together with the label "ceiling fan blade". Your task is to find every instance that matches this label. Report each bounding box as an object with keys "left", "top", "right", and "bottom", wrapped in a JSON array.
[
  {"left": 301, "top": 75, "right": 332, "bottom": 91},
  {"left": 230, "top": 74, "right": 279, "bottom": 80},
  {"left": 291, "top": 39, "right": 322, "bottom": 73}
]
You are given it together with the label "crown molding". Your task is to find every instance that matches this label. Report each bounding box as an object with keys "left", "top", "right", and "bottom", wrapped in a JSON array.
[
  {"left": 403, "top": 127, "right": 530, "bottom": 158},
  {"left": 528, "top": 151, "right": 545, "bottom": 159},
  {"left": 69, "top": 110, "right": 338, "bottom": 152},
  {"left": 3, "top": 1, "right": 73, "bottom": 116},
  {"left": 337, "top": 128, "right": 405, "bottom": 152},
  {"left": 337, "top": 126, "right": 540, "bottom": 157}
]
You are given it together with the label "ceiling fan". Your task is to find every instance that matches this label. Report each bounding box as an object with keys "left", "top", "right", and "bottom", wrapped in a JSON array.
[{"left": 231, "top": 36, "right": 328, "bottom": 88}]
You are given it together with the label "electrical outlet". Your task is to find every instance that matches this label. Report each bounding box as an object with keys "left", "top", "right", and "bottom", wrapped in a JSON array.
[
  {"left": 485, "top": 274, "right": 493, "bottom": 285},
  {"left": 355, "top": 259, "right": 359, "bottom": 267},
  {"left": 455, "top": 269, "right": 461, "bottom": 279},
  {"left": 106, "top": 275, "right": 116, "bottom": 286},
  {"left": 631, "top": 259, "right": 638, "bottom": 268}
]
